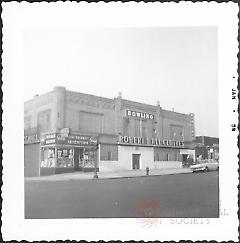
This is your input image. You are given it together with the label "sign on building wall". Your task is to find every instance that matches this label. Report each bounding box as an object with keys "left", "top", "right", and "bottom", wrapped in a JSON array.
[
  {"left": 126, "top": 110, "right": 154, "bottom": 120},
  {"left": 24, "top": 134, "right": 40, "bottom": 144},
  {"left": 118, "top": 135, "right": 184, "bottom": 148},
  {"left": 41, "top": 133, "right": 98, "bottom": 146}
]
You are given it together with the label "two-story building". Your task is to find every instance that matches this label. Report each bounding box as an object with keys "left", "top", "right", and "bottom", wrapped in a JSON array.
[{"left": 24, "top": 86, "right": 196, "bottom": 177}]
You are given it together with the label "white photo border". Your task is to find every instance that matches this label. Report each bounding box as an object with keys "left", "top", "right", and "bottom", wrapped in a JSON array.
[{"left": 2, "top": 2, "right": 239, "bottom": 241}]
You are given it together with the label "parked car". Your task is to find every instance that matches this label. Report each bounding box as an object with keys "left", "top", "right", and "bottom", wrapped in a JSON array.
[{"left": 190, "top": 161, "right": 219, "bottom": 173}]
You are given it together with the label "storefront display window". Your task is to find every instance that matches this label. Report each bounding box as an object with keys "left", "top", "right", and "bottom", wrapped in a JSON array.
[
  {"left": 79, "top": 148, "right": 96, "bottom": 168},
  {"left": 41, "top": 148, "right": 56, "bottom": 167},
  {"left": 57, "top": 148, "right": 74, "bottom": 168}
]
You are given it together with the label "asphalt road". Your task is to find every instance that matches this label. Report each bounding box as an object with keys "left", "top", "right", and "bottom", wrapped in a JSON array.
[{"left": 25, "top": 171, "right": 219, "bottom": 218}]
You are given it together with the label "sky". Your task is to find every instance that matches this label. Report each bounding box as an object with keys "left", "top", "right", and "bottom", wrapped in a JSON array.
[{"left": 23, "top": 27, "right": 218, "bottom": 137}]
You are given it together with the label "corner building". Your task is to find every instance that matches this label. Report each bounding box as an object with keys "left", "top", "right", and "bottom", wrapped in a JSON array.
[{"left": 24, "top": 86, "right": 196, "bottom": 176}]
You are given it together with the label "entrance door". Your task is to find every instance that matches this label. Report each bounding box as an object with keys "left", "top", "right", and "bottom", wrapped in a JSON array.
[
  {"left": 132, "top": 154, "right": 140, "bottom": 170},
  {"left": 74, "top": 148, "right": 81, "bottom": 170}
]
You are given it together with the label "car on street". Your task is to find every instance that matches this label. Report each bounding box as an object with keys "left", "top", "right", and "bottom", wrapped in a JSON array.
[{"left": 190, "top": 161, "right": 219, "bottom": 173}]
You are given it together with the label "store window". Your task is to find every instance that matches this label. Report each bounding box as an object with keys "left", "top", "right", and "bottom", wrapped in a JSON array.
[
  {"left": 81, "top": 148, "right": 96, "bottom": 168},
  {"left": 56, "top": 148, "right": 74, "bottom": 168},
  {"left": 41, "top": 148, "right": 56, "bottom": 167}
]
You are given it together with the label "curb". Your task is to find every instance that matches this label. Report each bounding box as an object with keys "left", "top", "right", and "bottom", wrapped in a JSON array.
[
  {"left": 70, "top": 171, "right": 193, "bottom": 181},
  {"left": 25, "top": 170, "right": 193, "bottom": 182}
]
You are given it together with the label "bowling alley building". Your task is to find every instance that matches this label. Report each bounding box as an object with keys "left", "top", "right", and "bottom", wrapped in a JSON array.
[{"left": 24, "top": 86, "right": 196, "bottom": 177}]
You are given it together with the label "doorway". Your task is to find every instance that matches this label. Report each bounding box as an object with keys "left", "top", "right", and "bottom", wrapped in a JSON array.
[
  {"left": 132, "top": 154, "right": 140, "bottom": 170},
  {"left": 74, "top": 148, "right": 83, "bottom": 170}
]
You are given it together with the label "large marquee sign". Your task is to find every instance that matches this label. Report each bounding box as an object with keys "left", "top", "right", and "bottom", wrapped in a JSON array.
[
  {"left": 126, "top": 110, "right": 154, "bottom": 120},
  {"left": 118, "top": 135, "right": 184, "bottom": 148},
  {"left": 41, "top": 133, "right": 98, "bottom": 146}
]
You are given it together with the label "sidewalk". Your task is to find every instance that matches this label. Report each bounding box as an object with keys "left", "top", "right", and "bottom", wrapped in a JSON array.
[{"left": 25, "top": 167, "right": 192, "bottom": 182}]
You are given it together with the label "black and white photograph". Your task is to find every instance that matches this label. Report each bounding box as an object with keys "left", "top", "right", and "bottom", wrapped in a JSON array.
[{"left": 2, "top": 2, "right": 239, "bottom": 242}]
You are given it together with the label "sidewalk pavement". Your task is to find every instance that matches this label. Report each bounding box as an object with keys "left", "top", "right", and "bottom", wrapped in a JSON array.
[{"left": 25, "top": 167, "right": 192, "bottom": 182}]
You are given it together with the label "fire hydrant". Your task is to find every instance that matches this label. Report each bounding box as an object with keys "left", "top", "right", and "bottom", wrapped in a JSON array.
[{"left": 146, "top": 166, "right": 150, "bottom": 176}]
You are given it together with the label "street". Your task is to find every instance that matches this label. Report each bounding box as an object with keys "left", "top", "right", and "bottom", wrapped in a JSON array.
[{"left": 25, "top": 171, "right": 219, "bottom": 218}]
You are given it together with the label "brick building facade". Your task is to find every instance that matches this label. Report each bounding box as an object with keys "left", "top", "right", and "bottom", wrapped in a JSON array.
[{"left": 24, "top": 86, "right": 196, "bottom": 176}]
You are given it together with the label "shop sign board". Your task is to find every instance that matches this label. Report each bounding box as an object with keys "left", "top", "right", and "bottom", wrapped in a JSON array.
[
  {"left": 126, "top": 110, "right": 154, "bottom": 120},
  {"left": 118, "top": 135, "right": 184, "bottom": 148},
  {"left": 24, "top": 134, "right": 39, "bottom": 144},
  {"left": 41, "top": 133, "right": 98, "bottom": 146},
  {"left": 60, "top": 127, "right": 70, "bottom": 138}
]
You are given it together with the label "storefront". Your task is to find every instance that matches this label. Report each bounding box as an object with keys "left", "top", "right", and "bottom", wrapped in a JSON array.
[
  {"left": 118, "top": 135, "right": 190, "bottom": 170},
  {"left": 98, "top": 135, "right": 195, "bottom": 172},
  {"left": 40, "top": 132, "right": 98, "bottom": 176}
]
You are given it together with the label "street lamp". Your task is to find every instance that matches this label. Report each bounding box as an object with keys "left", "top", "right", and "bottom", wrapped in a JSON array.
[
  {"left": 93, "top": 163, "right": 98, "bottom": 179},
  {"left": 93, "top": 145, "right": 98, "bottom": 179}
]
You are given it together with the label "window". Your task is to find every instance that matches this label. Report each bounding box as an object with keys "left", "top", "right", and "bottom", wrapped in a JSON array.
[
  {"left": 100, "top": 144, "right": 118, "bottom": 161},
  {"left": 56, "top": 148, "right": 74, "bottom": 168},
  {"left": 142, "top": 126, "right": 146, "bottom": 137},
  {"left": 83, "top": 149, "right": 96, "bottom": 168},
  {"left": 41, "top": 148, "right": 56, "bottom": 168},
  {"left": 152, "top": 128, "right": 157, "bottom": 138},
  {"left": 154, "top": 153, "right": 160, "bottom": 161},
  {"left": 107, "top": 151, "right": 112, "bottom": 161},
  {"left": 141, "top": 120, "right": 147, "bottom": 137},
  {"left": 166, "top": 153, "right": 169, "bottom": 161},
  {"left": 170, "top": 124, "right": 184, "bottom": 140}
]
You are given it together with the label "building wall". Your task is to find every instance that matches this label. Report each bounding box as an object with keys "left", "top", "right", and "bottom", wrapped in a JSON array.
[
  {"left": 65, "top": 91, "right": 116, "bottom": 135},
  {"left": 119, "top": 101, "right": 194, "bottom": 142},
  {"left": 24, "top": 87, "right": 67, "bottom": 135},
  {"left": 100, "top": 144, "right": 118, "bottom": 161},
  {"left": 24, "top": 87, "right": 196, "bottom": 173},
  {"left": 24, "top": 91, "right": 55, "bottom": 133},
  {"left": 154, "top": 161, "right": 183, "bottom": 169},
  {"left": 161, "top": 110, "right": 192, "bottom": 141},
  {"left": 24, "top": 86, "right": 195, "bottom": 143},
  {"left": 154, "top": 147, "right": 182, "bottom": 161},
  {"left": 118, "top": 145, "right": 154, "bottom": 170},
  {"left": 24, "top": 143, "right": 40, "bottom": 177}
]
